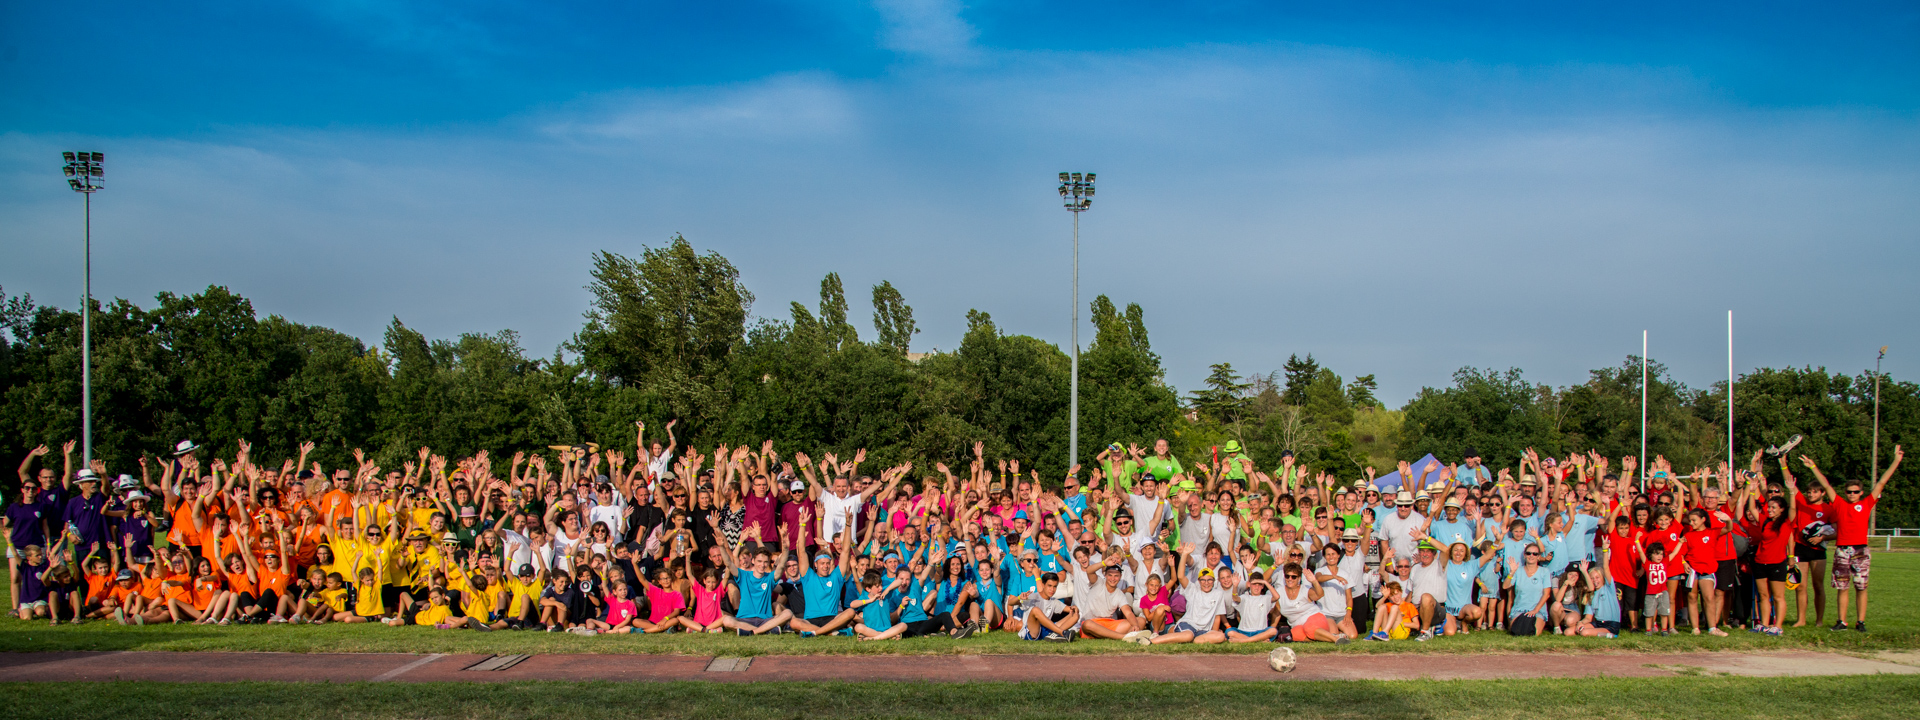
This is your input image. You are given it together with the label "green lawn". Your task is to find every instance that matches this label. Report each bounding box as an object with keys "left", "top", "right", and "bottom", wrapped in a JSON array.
[
  {"left": 3, "top": 553, "right": 1914, "bottom": 656},
  {"left": 6, "top": 676, "right": 1920, "bottom": 719}
]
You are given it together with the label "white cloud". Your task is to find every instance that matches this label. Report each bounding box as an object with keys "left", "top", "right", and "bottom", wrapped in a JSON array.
[
  {"left": 540, "top": 74, "right": 860, "bottom": 143},
  {"left": 873, "top": 0, "right": 979, "bottom": 63}
]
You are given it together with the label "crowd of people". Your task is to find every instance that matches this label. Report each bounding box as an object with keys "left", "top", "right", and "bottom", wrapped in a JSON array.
[{"left": 4, "top": 421, "right": 1903, "bottom": 646}]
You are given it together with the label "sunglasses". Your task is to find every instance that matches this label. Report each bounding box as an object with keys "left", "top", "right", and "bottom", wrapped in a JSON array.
[
  {"left": 1524, "top": 551, "right": 1540, "bottom": 556},
  {"left": 1285, "top": 574, "right": 1301, "bottom": 579}
]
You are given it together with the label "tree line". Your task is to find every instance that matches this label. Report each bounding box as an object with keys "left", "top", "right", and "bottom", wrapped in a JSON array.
[{"left": 2, "top": 234, "right": 1912, "bottom": 526}]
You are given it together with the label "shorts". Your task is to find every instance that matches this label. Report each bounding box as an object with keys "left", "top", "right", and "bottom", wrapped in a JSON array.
[
  {"left": 1595, "top": 620, "right": 1620, "bottom": 634},
  {"left": 737, "top": 616, "right": 770, "bottom": 628},
  {"left": 1686, "top": 570, "right": 1715, "bottom": 590},
  {"left": 1642, "top": 590, "right": 1671, "bottom": 617},
  {"left": 1795, "top": 542, "right": 1828, "bottom": 563},
  {"left": 1444, "top": 604, "right": 1465, "bottom": 617},
  {"left": 1288, "top": 613, "right": 1331, "bottom": 642},
  {"left": 803, "top": 615, "right": 838, "bottom": 628},
  {"left": 1755, "top": 561, "right": 1789, "bottom": 583},
  {"left": 380, "top": 585, "right": 404, "bottom": 609},
  {"left": 20, "top": 600, "right": 47, "bottom": 609},
  {"left": 1508, "top": 614, "right": 1540, "bottom": 635},
  {"left": 1226, "top": 627, "right": 1272, "bottom": 639},
  {"left": 1080, "top": 617, "right": 1127, "bottom": 638},
  {"left": 1715, "top": 559, "right": 1738, "bottom": 591},
  {"left": 1832, "top": 546, "right": 1870, "bottom": 590},
  {"left": 1388, "top": 625, "right": 1411, "bottom": 640},
  {"left": 1617, "top": 582, "right": 1643, "bottom": 615},
  {"left": 1170, "top": 621, "right": 1206, "bottom": 635}
]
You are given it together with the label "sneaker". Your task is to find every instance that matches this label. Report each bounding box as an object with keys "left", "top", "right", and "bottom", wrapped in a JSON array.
[
  {"left": 1831, "top": 621, "right": 1849, "bottom": 632},
  {"left": 1043, "top": 632, "right": 1075, "bottom": 642},
  {"left": 268, "top": 614, "right": 287, "bottom": 624},
  {"left": 1855, "top": 622, "right": 1868, "bottom": 633},
  {"left": 1121, "top": 629, "right": 1153, "bottom": 646},
  {"left": 1414, "top": 631, "right": 1431, "bottom": 642},
  {"left": 1709, "top": 627, "right": 1727, "bottom": 637},
  {"left": 1335, "top": 635, "right": 1352, "bottom": 645},
  {"left": 953, "top": 623, "right": 977, "bottom": 640},
  {"left": 571, "top": 626, "right": 599, "bottom": 636},
  {"left": 1367, "top": 631, "right": 1389, "bottom": 641},
  {"left": 799, "top": 631, "right": 816, "bottom": 638},
  {"left": 133, "top": 614, "right": 145, "bottom": 626},
  {"left": 738, "top": 628, "right": 755, "bottom": 637},
  {"left": 766, "top": 626, "right": 784, "bottom": 635}
]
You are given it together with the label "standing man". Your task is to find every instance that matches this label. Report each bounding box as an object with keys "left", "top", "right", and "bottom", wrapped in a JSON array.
[{"left": 1803, "top": 447, "right": 1902, "bottom": 632}]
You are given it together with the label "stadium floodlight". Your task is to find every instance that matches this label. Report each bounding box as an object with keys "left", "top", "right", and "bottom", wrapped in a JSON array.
[
  {"left": 1057, "top": 171, "right": 1095, "bottom": 470},
  {"left": 60, "top": 151, "right": 104, "bottom": 464}
]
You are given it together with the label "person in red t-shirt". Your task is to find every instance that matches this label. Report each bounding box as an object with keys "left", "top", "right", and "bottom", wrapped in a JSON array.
[
  {"left": 1791, "top": 483, "right": 1835, "bottom": 627},
  {"left": 1605, "top": 515, "right": 1645, "bottom": 630},
  {"left": 1744, "top": 461, "right": 1799, "bottom": 635},
  {"left": 1641, "top": 508, "right": 1683, "bottom": 620},
  {"left": 1803, "top": 447, "right": 1903, "bottom": 632},
  {"left": 1678, "top": 508, "right": 1726, "bottom": 636}
]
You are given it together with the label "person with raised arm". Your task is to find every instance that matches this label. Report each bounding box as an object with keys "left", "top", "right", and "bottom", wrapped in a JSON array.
[{"left": 1803, "top": 446, "right": 1901, "bottom": 633}]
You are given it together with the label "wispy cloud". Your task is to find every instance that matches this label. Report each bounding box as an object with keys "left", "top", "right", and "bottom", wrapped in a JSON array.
[
  {"left": 540, "top": 74, "right": 860, "bottom": 143},
  {"left": 873, "top": 0, "right": 979, "bottom": 63}
]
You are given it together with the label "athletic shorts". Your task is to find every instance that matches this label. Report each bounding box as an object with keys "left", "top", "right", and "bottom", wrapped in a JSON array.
[
  {"left": 803, "top": 615, "right": 838, "bottom": 628},
  {"left": 737, "top": 616, "right": 769, "bottom": 628},
  {"left": 1080, "top": 617, "right": 1127, "bottom": 638},
  {"left": 1170, "top": 620, "right": 1206, "bottom": 635},
  {"left": 1226, "top": 627, "right": 1272, "bottom": 639},
  {"left": 1715, "top": 559, "right": 1738, "bottom": 591},
  {"left": 1617, "top": 583, "right": 1643, "bottom": 615},
  {"left": 1288, "top": 613, "right": 1331, "bottom": 642},
  {"left": 380, "top": 585, "right": 404, "bottom": 609},
  {"left": 1444, "top": 604, "right": 1465, "bottom": 617},
  {"left": 1596, "top": 620, "right": 1620, "bottom": 635},
  {"left": 1794, "top": 542, "right": 1828, "bottom": 563},
  {"left": 1832, "top": 546, "right": 1870, "bottom": 589},
  {"left": 1755, "top": 561, "right": 1789, "bottom": 583}
]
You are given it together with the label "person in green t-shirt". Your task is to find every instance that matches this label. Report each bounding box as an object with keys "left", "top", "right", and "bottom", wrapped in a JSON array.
[
  {"left": 1139, "top": 439, "right": 1183, "bottom": 484},
  {"left": 1220, "top": 440, "right": 1253, "bottom": 483}
]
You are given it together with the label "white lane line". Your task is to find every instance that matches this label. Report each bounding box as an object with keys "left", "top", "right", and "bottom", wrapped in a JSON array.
[{"left": 371, "top": 653, "right": 445, "bottom": 682}]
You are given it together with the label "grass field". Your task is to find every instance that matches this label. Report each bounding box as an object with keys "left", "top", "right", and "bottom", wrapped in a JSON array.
[
  {"left": 3, "top": 553, "right": 1914, "bottom": 656},
  {"left": 5, "top": 676, "right": 1920, "bottom": 719}
]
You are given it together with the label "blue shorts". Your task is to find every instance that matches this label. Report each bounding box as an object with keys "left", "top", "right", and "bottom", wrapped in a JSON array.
[
  {"left": 1170, "top": 621, "right": 1206, "bottom": 635},
  {"left": 1020, "top": 623, "right": 1056, "bottom": 640},
  {"left": 1226, "top": 627, "right": 1272, "bottom": 639}
]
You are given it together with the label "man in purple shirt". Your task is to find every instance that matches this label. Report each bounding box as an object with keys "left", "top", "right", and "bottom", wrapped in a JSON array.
[{"left": 62, "top": 472, "right": 109, "bottom": 550}]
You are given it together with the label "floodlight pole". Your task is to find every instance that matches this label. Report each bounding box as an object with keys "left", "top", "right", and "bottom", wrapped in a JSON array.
[
  {"left": 62, "top": 152, "right": 103, "bottom": 466},
  {"left": 1058, "top": 172, "right": 1095, "bottom": 473},
  {"left": 1872, "top": 345, "right": 1886, "bottom": 530},
  {"left": 1641, "top": 330, "right": 1648, "bottom": 492}
]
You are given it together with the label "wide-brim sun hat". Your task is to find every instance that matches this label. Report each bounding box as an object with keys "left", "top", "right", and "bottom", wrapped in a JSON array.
[{"left": 173, "top": 440, "right": 199, "bottom": 456}]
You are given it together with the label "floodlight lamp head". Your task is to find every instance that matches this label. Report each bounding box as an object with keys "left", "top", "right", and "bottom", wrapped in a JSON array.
[
  {"left": 91, "top": 152, "right": 104, "bottom": 162},
  {"left": 1084, "top": 173, "right": 1095, "bottom": 184},
  {"left": 1059, "top": 172, "right": 1070, "bottom": 182}
]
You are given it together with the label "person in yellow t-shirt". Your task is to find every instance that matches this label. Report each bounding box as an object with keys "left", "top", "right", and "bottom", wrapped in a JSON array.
[
  {"left": 415, "top": 587, "right": 454, "bottom": 627},
  {"left": 499, "top": 562, "right": 546, "bottom": 629},
  {"left": 307, "top": 571, "right": 351, "bottom": 624},
  {"left": 343, "top": 566, "right": 385, "bottom": 623}
]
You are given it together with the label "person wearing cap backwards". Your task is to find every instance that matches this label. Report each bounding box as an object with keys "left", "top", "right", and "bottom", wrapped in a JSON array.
[
  {"left": 62, "top": 470, "right": 110, "bottom": 552},
  {"left": 788, "top": 507, "right": 862, "bottom": 637}
]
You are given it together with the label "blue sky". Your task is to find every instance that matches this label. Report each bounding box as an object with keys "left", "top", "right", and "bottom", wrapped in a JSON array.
[{"left": 4, "top": 1, "right": 1917, "bottom": 405}]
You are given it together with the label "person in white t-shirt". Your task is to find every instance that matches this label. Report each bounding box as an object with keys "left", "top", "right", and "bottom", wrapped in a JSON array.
[
  {"left": 1373, "top": 490, "right": 1427, "bottom": 561},
  {"left": 638, "top": 419, "right": 678, "bottom": 481},
  {"left": 1075, "top": 561, "right": 1141, "bottom": 640},
  {"left": 1145, "top": 543, "right": 1229, "bottom": 645},
  {"left": 1225, "top": 572, "right": 1279, "bottom": 642}
]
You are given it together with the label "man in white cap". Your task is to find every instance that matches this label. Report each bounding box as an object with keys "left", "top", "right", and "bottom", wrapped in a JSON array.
[
  {"left": 63, "top": 470, "right": 109, "bottom": 550},
  {"left": 1373, "top": 490, "right": 1426, "bottom": 562}
]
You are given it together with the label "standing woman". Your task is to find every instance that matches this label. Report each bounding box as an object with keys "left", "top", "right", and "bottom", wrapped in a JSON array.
[
  {"left": 1679, "top": 508, "right": 1727, "bottom": 636},
  {"left": 1746, "top": 460, "right": 1799, "bottom": 636}
]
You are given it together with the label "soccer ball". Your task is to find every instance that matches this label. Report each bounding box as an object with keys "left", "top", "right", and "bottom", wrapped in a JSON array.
[{"left": 1267, "top": 646, "right": 1297, "bottom": 673}]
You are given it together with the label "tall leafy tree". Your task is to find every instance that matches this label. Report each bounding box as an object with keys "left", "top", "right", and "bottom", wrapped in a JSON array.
[
  {"left": 870, "top": 280, "right": 917, "bottom": 354},
  {"left": 1280, "top": 354, "right": 1320, "bottom": 406}
]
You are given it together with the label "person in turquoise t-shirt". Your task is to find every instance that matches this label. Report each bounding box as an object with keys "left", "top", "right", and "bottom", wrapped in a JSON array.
[{"left": 851, "top": 571, "right": 908, "bottom": 640}]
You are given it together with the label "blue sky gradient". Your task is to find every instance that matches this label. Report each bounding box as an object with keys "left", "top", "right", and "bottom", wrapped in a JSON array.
[{"left": 4, "top": 2, "right": 1917, "bottom": 404}]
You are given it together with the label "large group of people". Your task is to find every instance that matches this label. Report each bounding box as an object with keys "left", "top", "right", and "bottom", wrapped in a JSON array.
[{"left": 4, "top": 421, "right": 1903, "bottom": 646}]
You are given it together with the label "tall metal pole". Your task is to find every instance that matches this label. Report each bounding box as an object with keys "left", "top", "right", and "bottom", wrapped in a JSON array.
[
  {"left": 1727, "top": 311, "right": 1734, "bottom": 473},
  {"left": 1070, "top": 209, "right": 1079, "bottom": 472},
  {"left": 1641, "top": 330, "right": 1647, "bottom": 491},
  {"left": 83, "top": 190, "right": 93, "bottom": 465},
  {"left": 1873, "top": 346, "right": 1886, "bottom": 501}
]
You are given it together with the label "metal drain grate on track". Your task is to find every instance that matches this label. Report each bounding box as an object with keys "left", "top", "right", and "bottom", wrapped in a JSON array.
[
  {"left": 463, "top": 654, "right": 533, "bottom": 672},
  {"left": 705, "top": 657, "right": 753, "bottom": 672}
]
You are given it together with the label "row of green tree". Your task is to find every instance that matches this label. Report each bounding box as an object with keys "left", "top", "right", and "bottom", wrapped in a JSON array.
[{"left": 1, "top": 235, "right": 1911, "bottom": 525}]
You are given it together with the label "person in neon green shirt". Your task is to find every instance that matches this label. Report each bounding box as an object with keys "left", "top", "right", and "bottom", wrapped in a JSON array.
[
  {"left": 1220, "top": 440, "right": 1253, "bottom": 483},
  {"left": 1139, "top": 439, "right": 1183, "bottom": 484}
]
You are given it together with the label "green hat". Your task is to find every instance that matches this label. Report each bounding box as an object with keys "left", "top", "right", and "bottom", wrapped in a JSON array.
[{"left": 1223, "top": 440, "right": 1243, "bottom": 453}]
